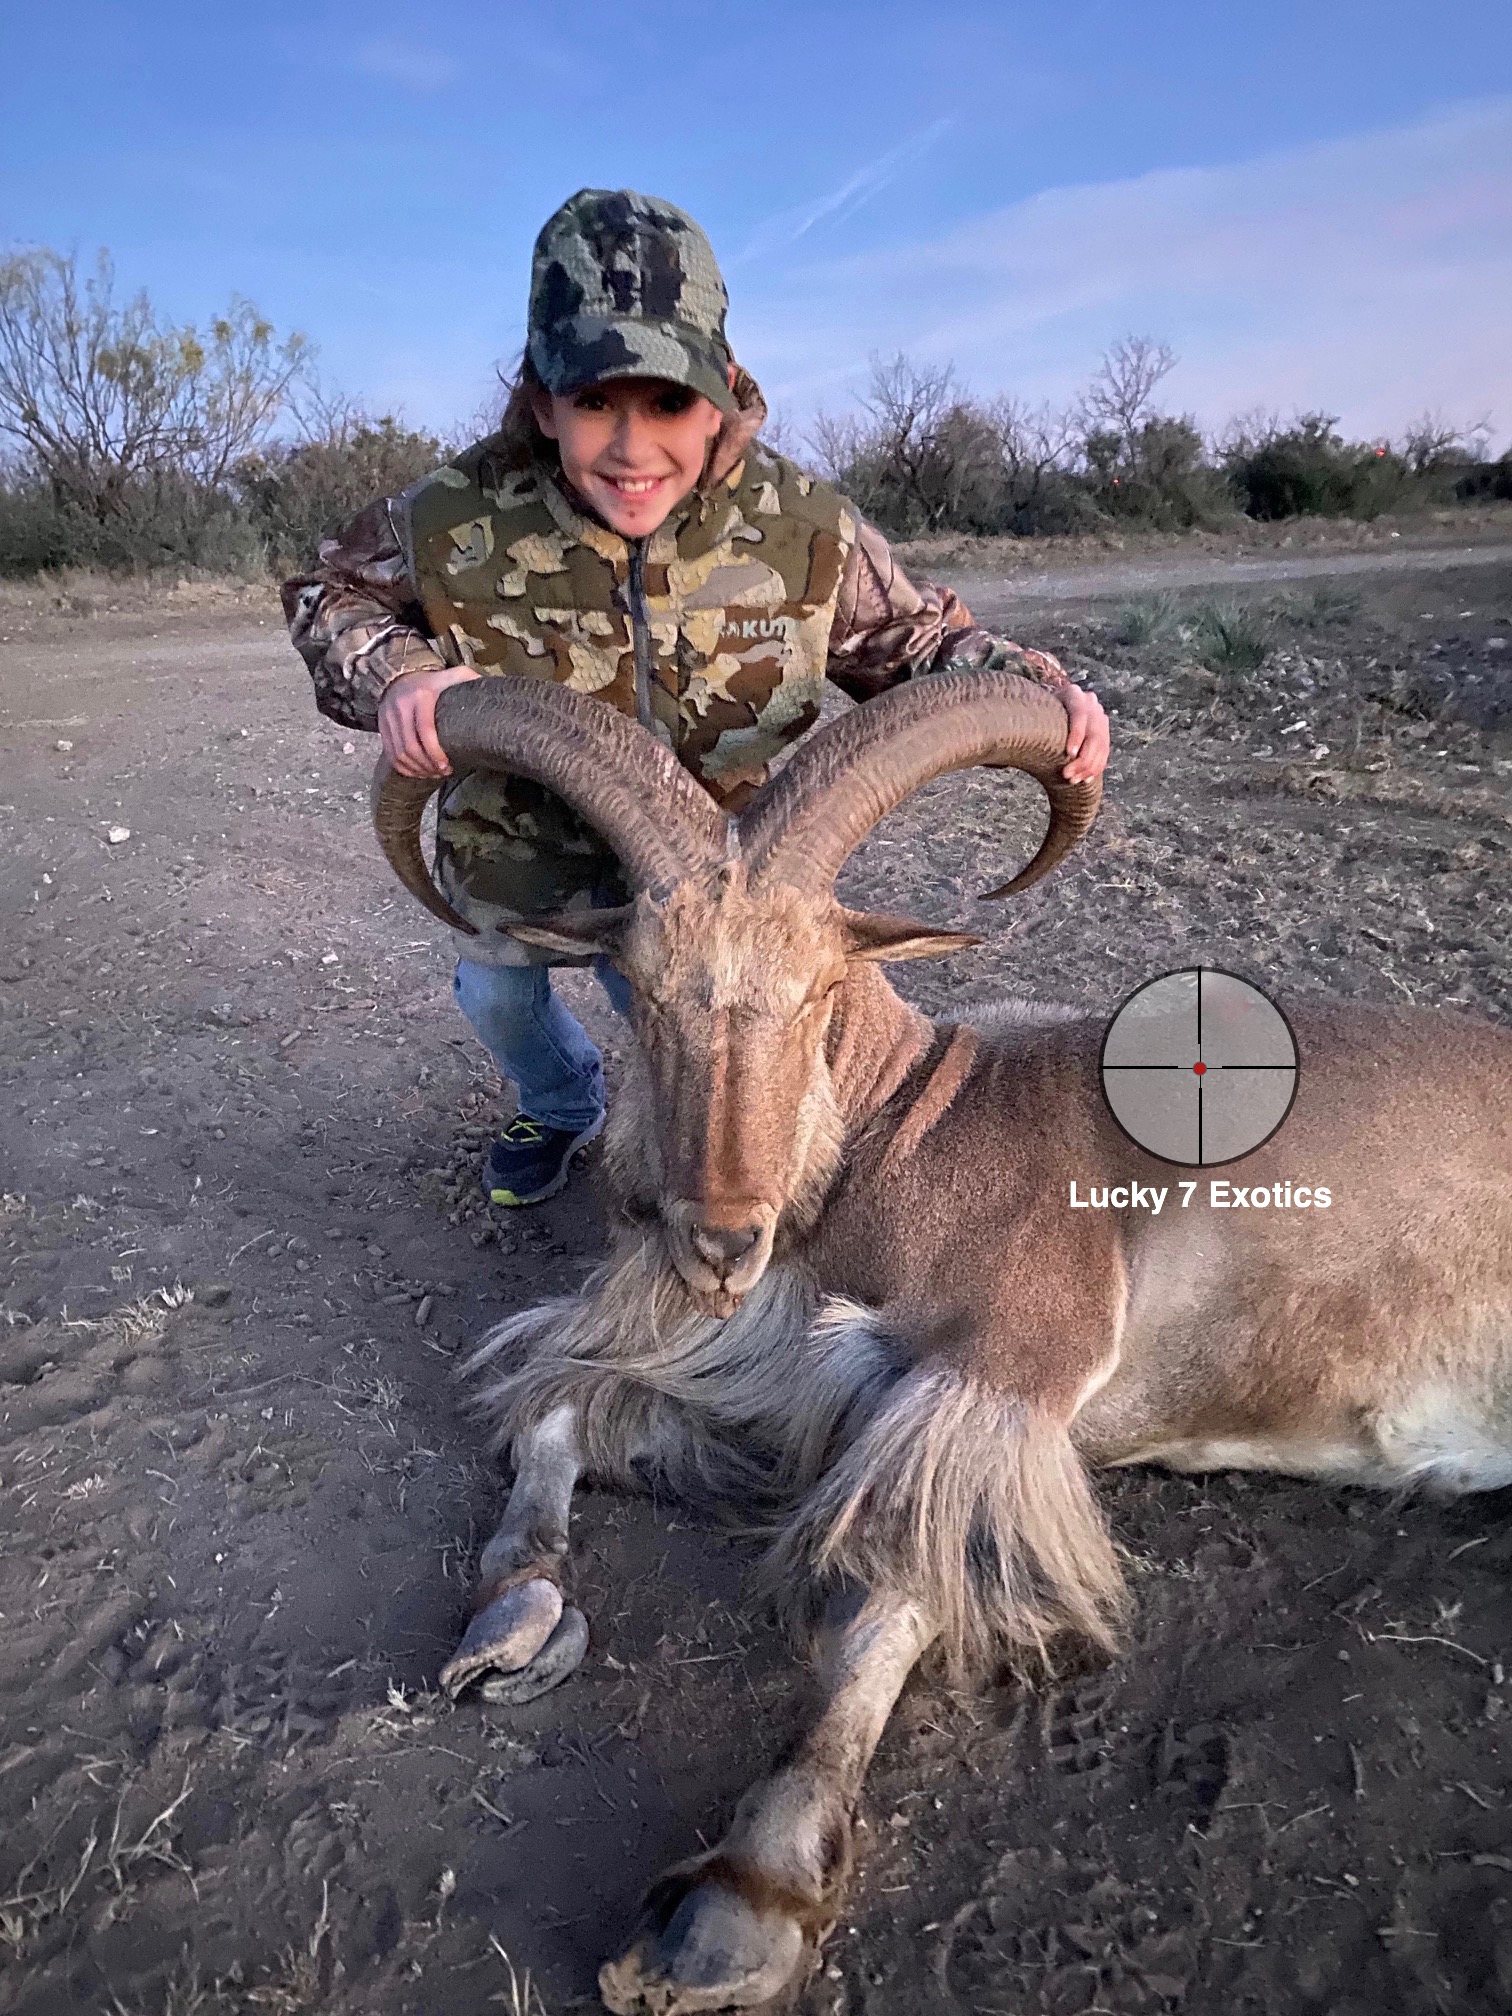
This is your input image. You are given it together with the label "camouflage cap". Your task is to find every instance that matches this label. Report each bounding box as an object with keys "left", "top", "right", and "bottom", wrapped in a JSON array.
[{"left": 527, "top": 189, "right": 737, "bottom": 415}]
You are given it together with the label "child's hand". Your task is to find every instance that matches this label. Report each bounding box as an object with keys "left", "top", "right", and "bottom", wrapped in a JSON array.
[
  {"left": 378, "top": 664, "right": 483, "bottom": 777},
  {"left": 1060, "top": 684, "right": 1111, "bottom": 785}
]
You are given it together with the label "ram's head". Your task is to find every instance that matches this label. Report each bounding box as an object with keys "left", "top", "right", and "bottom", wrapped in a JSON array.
[{"left": 374, "top": 674, "right": 1098, "bottom": 1312}]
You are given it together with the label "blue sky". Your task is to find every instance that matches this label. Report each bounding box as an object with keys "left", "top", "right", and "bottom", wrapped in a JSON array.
[{"left": 3, "top": 1, "right": 1510, "bottom": 444}]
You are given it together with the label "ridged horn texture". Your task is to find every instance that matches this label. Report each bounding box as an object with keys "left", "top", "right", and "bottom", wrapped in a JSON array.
[
  {"left": 739, "top": 668, "right": 1101, "bottom": 900},
  {"left": 371, "top": 761, "right": 477, "bottom": 933},
  {"left": 371, "top": 678, "right": 731, "bottom": 928}
]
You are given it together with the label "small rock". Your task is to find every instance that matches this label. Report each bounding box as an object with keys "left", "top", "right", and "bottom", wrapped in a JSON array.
[
  {"left": 106, "top": 826, "right": 131, "bottom": 845},
  {"left": 415, "top": 1294, "right": 434, "bottom": 1328},
  {"left": 55, "top": 738, "right": 73, "bottom": 752},
  {"left": 199, "top": 1283, "right": 233, "bottom": 1307},
  {"left": 321, "top": 951, "right": 338, "bottom": 966},
  {"left": 342, "top": 740, "right": 356, "bottom": 753}
]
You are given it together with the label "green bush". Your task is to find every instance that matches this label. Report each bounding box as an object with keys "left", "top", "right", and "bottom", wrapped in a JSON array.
[
  {"left": 1455, "top": 451, "right": 1512, "bottom": 503},
  {"left": 1083, "top": 416, "right": 1231, "bottom": 530},
  {"left": 0, "top": 468, "right": 265, "bottom": 577},
  {"left": 1191, "top": 600, "right": 1269, "bottom": 675},
  {"left": 235, "top": 414, "right": 449, "bottom": 574},
  {"left": 1223, "top": 414, "right": 1406, "bottom": 520},
  {"left": 1114, "top": 593, "right": 1183, "bottom": 646}
]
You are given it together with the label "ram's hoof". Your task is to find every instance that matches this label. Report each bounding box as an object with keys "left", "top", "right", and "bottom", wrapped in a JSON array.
[
  {"left": 599, "top": 1870, "right": 809, "bottom": 2014},
  {"left": 480, "top": 1605, "right": 589, "bottom": 1703},
  {"left": 438, "top": 1577, "right": 561, "bottom": 1699}
]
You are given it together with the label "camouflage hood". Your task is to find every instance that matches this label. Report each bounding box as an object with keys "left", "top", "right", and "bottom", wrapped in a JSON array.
[
  {"left": 705, "top": 366, "right": 767, "bottom": 488},
  {"left": 528, "top": 188, "right": 741, "bottom": 417}
]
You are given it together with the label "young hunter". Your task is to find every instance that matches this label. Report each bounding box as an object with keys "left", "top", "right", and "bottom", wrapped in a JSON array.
[{"left": 283, "top": 189, "right": 1111, "bottom": 1207}]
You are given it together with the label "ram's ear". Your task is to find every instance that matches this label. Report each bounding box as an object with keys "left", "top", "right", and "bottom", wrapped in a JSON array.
[
  {"left": 500, "top": 905, "right": 634, "bottom": 958},
  {"left": 842, "top": 909, "right": 983, "bottom": 963}
]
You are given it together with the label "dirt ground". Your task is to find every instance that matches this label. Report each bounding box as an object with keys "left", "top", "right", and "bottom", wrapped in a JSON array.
[{"left": 1, "top": 525, "right": 1510, "bottom": 2016}]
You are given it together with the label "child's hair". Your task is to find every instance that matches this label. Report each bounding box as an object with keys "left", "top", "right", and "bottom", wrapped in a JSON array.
[{"left": 492, "top": 353, "right": 554, "bottom": 472}]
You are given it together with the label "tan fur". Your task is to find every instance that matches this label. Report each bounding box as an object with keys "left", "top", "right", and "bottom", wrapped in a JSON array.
[
  {"left": 878, "top": 1023, "right": 978, "bottom": 1178},
  {"left": 472, "top": 894, "right": 1512, "bottom": 1692},
  {"left": 761, "top": 1347, "right": 1127, "bottom": 1685},
  {"left": 440, "top": 689, "right": 1509, "bottom": 2008}
]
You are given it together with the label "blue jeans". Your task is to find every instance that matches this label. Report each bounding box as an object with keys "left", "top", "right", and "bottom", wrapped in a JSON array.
[{"left": 453, "top": 956, "right": 632, "bottom": 1133}]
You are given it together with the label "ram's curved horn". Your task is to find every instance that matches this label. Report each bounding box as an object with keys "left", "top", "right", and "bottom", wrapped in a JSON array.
[
  {"left": 739, "top": 668, "right": 1100, "bottom": 900},
  {"left": 371, "top": 763, "right": 477, "bottom": 932},
  {"left": 371, "top": 678, "right": 731, "bottom": 926}
]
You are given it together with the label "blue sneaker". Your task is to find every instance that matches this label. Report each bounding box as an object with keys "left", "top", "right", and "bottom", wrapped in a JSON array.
[{"left": 483, "top": 1113, "right": 604, "bottom": 1207}]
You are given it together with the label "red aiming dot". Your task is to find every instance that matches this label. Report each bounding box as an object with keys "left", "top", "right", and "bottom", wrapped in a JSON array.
[{"left": 1193, "top": 1061, "right": 1207, "bottom": 1075}]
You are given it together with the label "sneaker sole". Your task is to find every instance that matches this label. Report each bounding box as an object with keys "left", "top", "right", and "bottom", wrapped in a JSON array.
[{"left": 487, "top": 1114, "right": 605, "bottom": 1208}]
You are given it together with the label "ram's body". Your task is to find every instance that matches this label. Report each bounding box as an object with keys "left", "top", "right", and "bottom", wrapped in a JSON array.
[{"left": 373, "top": 672, "right": 1512, "bottom": 2016}]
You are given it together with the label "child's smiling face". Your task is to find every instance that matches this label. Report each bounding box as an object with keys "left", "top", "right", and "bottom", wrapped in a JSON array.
[{"left": 532, "top": 371, "right": 732, "bottom": 537}]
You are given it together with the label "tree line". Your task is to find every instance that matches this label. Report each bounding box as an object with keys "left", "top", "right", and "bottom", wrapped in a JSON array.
[
  {"left": 0, "top": 248, "right": 446, "bottom": 577},
  {"left": 1, "top": 248, "right": 1508, "bottom": 579},
  {"left": 809, "top": 340, "right": 1512, "bottom": 540}
]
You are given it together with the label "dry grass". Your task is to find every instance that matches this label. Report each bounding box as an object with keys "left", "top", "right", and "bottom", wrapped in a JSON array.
[
  {"left": 0, "top": 1770, "right": 194, "bottom": 1961},
  {"left": 60, "top": 1282, "right": 195, "bottom": 1352},
  {"left": 487, "top": 1933, "right": 552, "bottom": 2016},
  {"left": 106, "top": 1885, "right": 333, "bottom": 2015}
]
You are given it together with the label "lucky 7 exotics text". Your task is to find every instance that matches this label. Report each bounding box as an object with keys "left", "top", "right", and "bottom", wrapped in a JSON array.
[{"left": 1069, "top": 1180, "right": 1333, "bottom": 1214}]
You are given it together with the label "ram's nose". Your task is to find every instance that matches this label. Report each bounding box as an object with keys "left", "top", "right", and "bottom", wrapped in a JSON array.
[{"left": 689, "top": 1221, "right": 762, "bottom": 1275}]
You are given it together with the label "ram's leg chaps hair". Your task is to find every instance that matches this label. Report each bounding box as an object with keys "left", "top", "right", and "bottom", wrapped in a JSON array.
[
  {"left": 468, "top": 1262, "right": 1125, "bottom": 1686},
  {"left": 761, "top": 1361, "right": 1128, "bottom": 1687}
]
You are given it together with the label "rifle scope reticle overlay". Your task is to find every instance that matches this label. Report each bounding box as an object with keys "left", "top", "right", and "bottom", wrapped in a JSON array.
[{"left": 1099, "top": 968, "right": 1299, "bottom": 1167}]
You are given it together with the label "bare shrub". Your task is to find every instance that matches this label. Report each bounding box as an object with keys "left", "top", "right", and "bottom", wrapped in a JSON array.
[
  {"left": 0, "top": 248, "right": 307, "bottom": 572},
  {"left": 809, "top": 355, "right": 1085, "bottom": 539},
  {"left": 1077, "top": 337, "right": 1230, "bottom": 529},
  {"left": 1077, "top": 336, "right": 1177, "bottom": 451},
  {"left": 234, "top": 395, "right": 448, "bottom": 572},
  {"left": 809, "top": 356, "right": 996, "bottom": 536}
]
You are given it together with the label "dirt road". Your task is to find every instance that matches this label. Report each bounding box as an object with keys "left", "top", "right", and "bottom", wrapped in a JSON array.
[
  {"left": 954, "top": 538, "right": 1512, "bottom": 616},
  {"left": 1, "top": 537, "right": 1509, "bottom": 2016}
]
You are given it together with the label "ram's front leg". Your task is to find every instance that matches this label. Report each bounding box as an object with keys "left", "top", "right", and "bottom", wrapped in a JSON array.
[
  {"left": 440, "top": 1404, "right": 591, "bottom": 1703},
  {"left": 600, "top": 1590, "right": 933, "bottom": 2015}
]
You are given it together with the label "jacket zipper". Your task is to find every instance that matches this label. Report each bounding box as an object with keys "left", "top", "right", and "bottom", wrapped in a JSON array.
[{"left": 627, "top": 539, "right": 654, "bottom": 730}]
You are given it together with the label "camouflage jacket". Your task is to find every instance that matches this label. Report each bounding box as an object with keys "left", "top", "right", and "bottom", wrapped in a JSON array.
[{"left": 284, "top": 375, "right": 1075, "bottom": 959}]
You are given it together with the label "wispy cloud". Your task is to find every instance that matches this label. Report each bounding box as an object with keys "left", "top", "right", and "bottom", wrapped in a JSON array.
[
  {"left": 735, "top": 98, "right": 1512, "bottom": 446},
  {"left": 732, "top": 118, "right": 954, "bottom": 267},
  {"left": 353, "top": 37, "right": 459, "bottom": 94}
]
